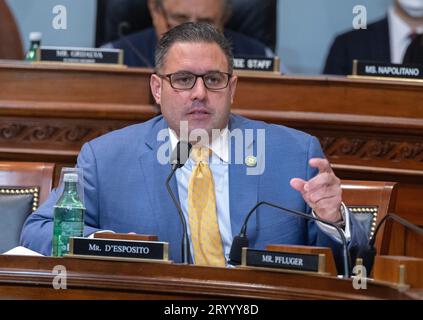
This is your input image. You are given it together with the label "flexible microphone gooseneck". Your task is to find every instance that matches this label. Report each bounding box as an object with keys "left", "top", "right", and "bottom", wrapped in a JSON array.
[
  {"left": 357, "top": 213, "right": 423, "bottom": 274},
  {"left": 165, "top": 141, "right": 192, "bottom": 264},
  {"left": 370, "top": 213, "right": 423, "bottom": 247},
  {"left": 229, "top": 200, "right": 350, "bottom": 278},
  {"left": 117, "top": 22, "right": 153, "bottom": 68}
]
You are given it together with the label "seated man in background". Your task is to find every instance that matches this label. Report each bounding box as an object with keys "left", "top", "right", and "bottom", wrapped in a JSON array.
[
  {"left": 104, "top": 0, "right": 273, "bottom": 67},
  {"left": 22, "top": 22, "right": 367, "bottom": 273},
  {"left": 324, "top": 0, "right": 423, "bottom": 75}
]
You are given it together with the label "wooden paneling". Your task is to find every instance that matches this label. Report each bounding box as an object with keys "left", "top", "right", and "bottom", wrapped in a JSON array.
[
  {"left": 0, "top": 60, "right": 153, "bottom": 105},
  {"left": 0, "top": 255, "right": 419, "bottom": 299},
  {"left": 0, "top": 61, "right": 421, "bottom": 257},
  {"left": 233, "top": 71, "right": 423, "bottom": 118}
]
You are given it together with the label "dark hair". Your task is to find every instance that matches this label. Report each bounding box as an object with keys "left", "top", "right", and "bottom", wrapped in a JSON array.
[{"left": 155, "top": 22, "right": 234, "bottom": 73}]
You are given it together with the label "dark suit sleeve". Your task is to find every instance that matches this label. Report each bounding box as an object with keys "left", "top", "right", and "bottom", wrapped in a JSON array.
[
  {"left": 20, "top": 143, "right": 105, "bottom": 255},
  {"left": 323, "top": 36, "right": 351, "bottom": 75}
]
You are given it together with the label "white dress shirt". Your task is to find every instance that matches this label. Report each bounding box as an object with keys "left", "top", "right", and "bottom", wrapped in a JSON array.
[
  {"left": 388, "top": 6, "right": 423, "bottom": 64},
  {"left": 169, "top": 127, "right": 232, "bottom": 262},
  {"left": 168, "top": 127, "right": 351, "bottom": 264}
]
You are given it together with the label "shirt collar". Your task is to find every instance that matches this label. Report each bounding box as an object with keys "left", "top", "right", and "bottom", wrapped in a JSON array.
[
  {"left": 168, "top": 126, "right": 229, "bottom": 163},
  {"left": 389, "top": 6, "right": 413, "bottom": 44},
  {"left": 388, "top": 6, "right": 423, "bottom": 63},
  {"left": 389, "top": 6, "right": 423, "bottom": 40}
]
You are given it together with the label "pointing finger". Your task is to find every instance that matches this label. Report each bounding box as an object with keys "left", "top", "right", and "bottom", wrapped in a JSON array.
[
  {"left": 309, "top": 158, "right": 333, "bottom": 174},
  {"left": 290, "top": 178, "right": 307, "bottom": 194}
]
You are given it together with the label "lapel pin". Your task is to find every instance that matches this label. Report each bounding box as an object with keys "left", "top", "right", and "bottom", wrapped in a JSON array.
[{"left": 245, "top": 155, "right": 257, "bottom": 167}]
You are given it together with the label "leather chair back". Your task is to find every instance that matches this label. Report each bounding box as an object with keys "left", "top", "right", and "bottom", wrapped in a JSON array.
[
  {"left": 0, "top": 162, "right": 55, "bottom": 253},
  {"left": 341, "top": 180, "right": 397, "bottom": 255}
]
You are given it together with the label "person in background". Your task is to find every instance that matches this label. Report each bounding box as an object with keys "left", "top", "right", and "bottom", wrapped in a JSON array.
[
  {"left": 324, "top": 0, "right": 423, "bottom": 75},
  {"left": 103, "top": 0, "right": 273, "bottom": 68}
]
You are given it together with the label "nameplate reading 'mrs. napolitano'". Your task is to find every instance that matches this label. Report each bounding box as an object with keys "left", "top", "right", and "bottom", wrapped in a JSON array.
[
  {"left": 352, "top": 60, "right": 423, "bottom": 80},
  {"left": 241, "top": 248, "right": 321, "bottom": 273},
  {"left": 68, "top": 237, "right": 169, "bottom": 262}
]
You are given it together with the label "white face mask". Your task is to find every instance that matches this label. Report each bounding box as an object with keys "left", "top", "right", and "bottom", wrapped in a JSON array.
[{"left": 398, "top": 0, "right": 423, "bottom": 18}]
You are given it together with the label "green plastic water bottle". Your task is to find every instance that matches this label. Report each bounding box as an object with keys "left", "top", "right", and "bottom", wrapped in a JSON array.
[
  {"left": 52, "top": 172, "right": 85, "bottom": 257},
  {"left": 25, "top": 32, "right": 42, "bottom": 61}
]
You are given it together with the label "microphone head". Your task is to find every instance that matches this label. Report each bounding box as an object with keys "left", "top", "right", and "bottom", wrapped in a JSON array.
[
  {"left": 171, "top": 141, "right": 192, "bottom": 169},
  {"left": 228, "top": 235, "right": 249, "bottom": 266}
]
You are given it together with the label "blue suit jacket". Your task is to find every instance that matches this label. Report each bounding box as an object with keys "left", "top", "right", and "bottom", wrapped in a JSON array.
[
  {"left": 324, "top": 17, "right": 390, "bottom": 75},
  {"left": 21, "top": 115, "right": 367, "bottom": 271}
]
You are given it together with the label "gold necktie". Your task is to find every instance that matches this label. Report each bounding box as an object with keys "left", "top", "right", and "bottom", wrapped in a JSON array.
[{"left": 188, "top": 147, "right": 226, "bottom": 267}]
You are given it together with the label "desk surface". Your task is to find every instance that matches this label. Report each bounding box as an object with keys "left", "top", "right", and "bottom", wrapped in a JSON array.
[{"left": 0, "top": 255, "right": 420, "bottom": 300}]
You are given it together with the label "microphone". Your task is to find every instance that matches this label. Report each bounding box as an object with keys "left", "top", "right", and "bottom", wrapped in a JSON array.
[
  {"left": 165, "top": 141, "right": 192, "bottom": 264},
  {"left": 229, "top": 200, "right": 350, "bottom": 278},
  {"left": 356, "top": 213, "right": 423, "bottom": 274},
  {"left": 117, "top": 22, "right": 153, "bottom": 68}
]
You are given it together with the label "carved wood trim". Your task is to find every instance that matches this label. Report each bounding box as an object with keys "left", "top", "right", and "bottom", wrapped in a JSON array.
[
  {"left": 0, "top": 119, "right": 131, "bottom": 146},
  {"left": 1, "top": 113, "right": 423, "bottom": 170},
  {"left": 320, "top": 137, "right": 423, "bottom": 163}
]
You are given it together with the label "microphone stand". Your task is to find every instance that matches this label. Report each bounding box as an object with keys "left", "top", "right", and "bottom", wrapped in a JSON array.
[
  {"left": 165, "top": 141, "right": 192, "bottom": 264},
  {"left": 369, "top": 213, "right": 423, "bottom": 247},
  {"left": 230, "top": 201, "right": 350, "bottom": 278},
  {"left": 357, "top": 213, "right": 423, "bottom": 274}
]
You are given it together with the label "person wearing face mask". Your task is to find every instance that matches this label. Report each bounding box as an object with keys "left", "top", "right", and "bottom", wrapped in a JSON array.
[{"left": 323, "top": 0, "right": 423, "bottom": 75}]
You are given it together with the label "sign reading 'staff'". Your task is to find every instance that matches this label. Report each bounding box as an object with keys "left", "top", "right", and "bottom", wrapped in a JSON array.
[{"left": 234, "top": 56, "right": 280, "bottom": 73}]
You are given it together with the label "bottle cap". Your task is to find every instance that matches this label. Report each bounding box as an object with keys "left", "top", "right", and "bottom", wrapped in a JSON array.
[
  {"left": 63, "top": 173, "right": 78, "bottom": 183},
  {"left": 29, "top": 32, "right": 42, "bottom": 41}
]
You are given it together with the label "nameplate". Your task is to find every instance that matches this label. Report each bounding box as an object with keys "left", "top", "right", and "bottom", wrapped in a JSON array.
[
  {"left": 241, "top": 248, "right": 324, "bottom": 273},
  {"left": 234, "top": 56, "right": 279, "bottom": 72},
  {"left": 36, "top": 46, "right": 123, "bottom": 65},
  {"left": 68, "top": 237, "right": 169, "bottom": 261},
  {"left": 352, "top": 60, "right": 423, "bottom": 80}
]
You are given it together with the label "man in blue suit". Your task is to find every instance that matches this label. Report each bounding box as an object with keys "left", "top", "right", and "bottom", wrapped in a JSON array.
[{"left": 21, "top": 22, "right": 367, "bottom": 273}]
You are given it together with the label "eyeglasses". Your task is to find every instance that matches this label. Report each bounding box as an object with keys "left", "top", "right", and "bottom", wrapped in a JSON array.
[{"left": 157, "top": 71, "right": 232, "bottom": 90}]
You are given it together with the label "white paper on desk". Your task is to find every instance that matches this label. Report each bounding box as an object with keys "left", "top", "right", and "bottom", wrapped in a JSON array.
[{"left": 3, "top": 246, "right": 44, "bottom": 256}]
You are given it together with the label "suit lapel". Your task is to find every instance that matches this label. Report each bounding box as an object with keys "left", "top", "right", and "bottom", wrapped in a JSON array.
[
  {"left": 138, "top": 117, "right": 183, "bottom": 262},
  {"left": 228, "top": 115, "right": 261, "bottom": 241},
  {"left": 373, "top": 17, "right": 391, "bottom": 61}
]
